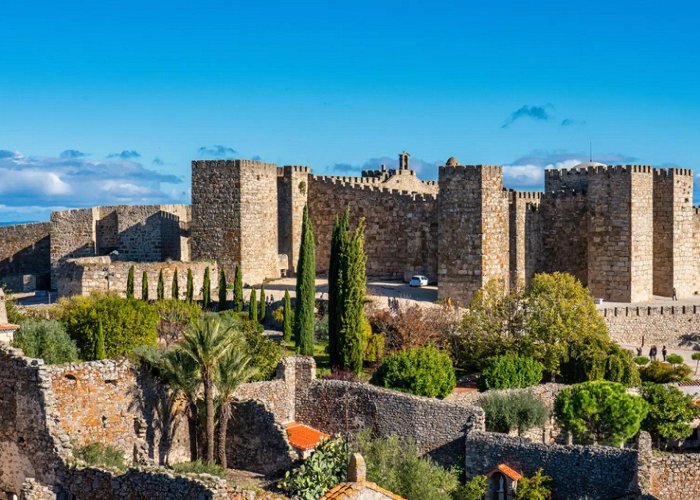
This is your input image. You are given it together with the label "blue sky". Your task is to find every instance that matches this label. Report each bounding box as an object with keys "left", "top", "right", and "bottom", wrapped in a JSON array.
[{"left": 2, "top": 1, "right": 700, "bottom": 221}]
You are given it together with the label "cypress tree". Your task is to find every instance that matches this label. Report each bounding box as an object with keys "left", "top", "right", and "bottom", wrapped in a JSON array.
[
  {"left": 233, "top": 265, "right": 244, "bottom": 312},
  {"left": 293, "top": 205, "right": 316, "bottom": 355},
  {"left": 94, "top": 321, "right": 106, "bottom": 360},
  {"left": 259, "top": 285, "right": 266, "bottom": 323},
  {"left": 218, "top": 268, "right": 228, "bottom": 311},
  {"left": 186, "top": 268, "right": 194, "bottom": 302},
  {"left": 157, "top": 270, "right": 165, "bottom": 301},
  {"left": 283, "top": 289, "right": 292, "bottom": 343},
  {"left": 172, "top": 269, "right": 179, "bottom": 300},
  {"left": 249, "top": 288, "right": 258, "bottom": 323},
  {"left": 142, "top": 271, "right": 149, "bottom": 301},
  {"left": 202, "top": 267, "right": 211, "bottom": 309},
  {"left": 328, "top": 209, "right": 349, "bottom": 369},
  {"left": 340, "top": 219, "right": 367, "bottom": 374},
  {"left": 126, "top": 265, "right": 135, "bottom": 299}
]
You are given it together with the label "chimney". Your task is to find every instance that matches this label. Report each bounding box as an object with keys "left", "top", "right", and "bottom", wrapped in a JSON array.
[{"left": 348, "top": 453, "right": 367, "bottom": 482}]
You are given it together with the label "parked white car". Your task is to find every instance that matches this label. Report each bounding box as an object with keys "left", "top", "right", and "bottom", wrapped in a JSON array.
[{"left": 409, "top": 275, "right": 429, "bottom": 287}]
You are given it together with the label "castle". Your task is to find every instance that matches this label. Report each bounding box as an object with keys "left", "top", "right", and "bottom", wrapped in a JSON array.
[{"left": 0, "top": 152, "right": 698, "bottom": 304}]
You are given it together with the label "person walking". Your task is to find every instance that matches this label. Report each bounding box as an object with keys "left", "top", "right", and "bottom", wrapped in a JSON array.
[
  {"left": 636, "top": 346, "right": 643, "bottom": 357},
  {"left": 662, "top": 345, "right": 667, "bottom": 362},
  {"left": 649, "top": 345, "right": 657, "bottom": 362},
  {"left": 672, "top": 288, "right": 678, "bottom": 301}
]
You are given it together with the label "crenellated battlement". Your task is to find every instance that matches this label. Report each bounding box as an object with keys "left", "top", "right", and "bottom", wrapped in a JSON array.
[
  {"left": 653, "top": 167, "right": 694, "bottom": 177},
  {"left": 310, "top": 175, "right": 436, "bottom": 202},
  {"left": 507, "top": 189, "right": 543, "bottom": 202},
  {"left": 602, "top": 304, "right": 700, "bottom": 318},
  {"left": 439, "top": 164, "right": 503, "bottom": 177}
]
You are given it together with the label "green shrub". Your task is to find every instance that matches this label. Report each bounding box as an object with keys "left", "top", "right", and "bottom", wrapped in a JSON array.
[
  {"left": 640, "top": 361, "right": 691, "bottom": 383},
  {"left": 554, "top": 380, "right": 648, "bottom": 446},
  {"left": 153, "top": 299, "right": 202, "bottom": 344},
  {"left": 480, "top": 391, "right": 549, "bottom": 434},
  {"left": 221, "top": 312, "right": 281, "bottom": 381},
  {"left": 478, "top": 355, "right": 543, "bottom": 390},
  {"left": 559, "top": 339, "right": 640, "bottom": 386},
  {"left": 171, "top": 460, "right": 226, "bottom": 478},
  {"left": 640, "top": 382, "right": 700, "bottom": 445},
  {"left": 371, "top": 345, "right": 456, "bottom": 398},
  {"left": 2, "top": 287, "right": 26, "bottom": 324},
  {"left": 455, "top": 475, "right": 488, "bottom": 500},
  {"left": 514, "top": 468, "right": 552, "bottom": 500},
  {"left": 665, "top": 353, "right": 684, "bottom": 365},
  {"left": 59, "top": 294, "right": 159, "bottom": 360},
  {"left": 73, "top": 442, "right": 126, "bottom": 471},
  {"left": 278, "top": 436, "right": 349, "bottom": 498},
  {"left": 634, "top": 356, "right": 650, "bottom": 366},
  {"left": 12, "top": 319, "right": 80, "bottom": 364},
  {"left": 315, "top": 314, "right": 329, "bottom": 342}
]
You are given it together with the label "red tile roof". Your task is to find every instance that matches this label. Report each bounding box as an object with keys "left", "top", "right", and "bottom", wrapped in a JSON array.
[
  {"left": 286, "top": 422, "right": 329, "bottom": 451},
  {"left": 322, "top": 480, "right": 405, "bottom": 499},
  {"left": 496, "top": 463, "right": 522, "bottom": 481},
  {"left": 0, "top": 324, "right": 19, "bottom": 331}
]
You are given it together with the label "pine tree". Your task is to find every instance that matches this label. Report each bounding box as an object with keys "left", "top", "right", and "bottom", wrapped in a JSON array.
[
  {"left": 142, "top": 271, "right": 149, "bottom": 301},
  {"left": 259, "top": 285, "right": 266, "bottom": 323},
  {"left": 172, "top": 269, "right": 180, "bottom": 300},
  {"left": 157, "top": 270, "right": 165, "bottom": 301},
  {"left": 293, "top": 205, "right": 316, "bottom": 355},
  {"left": 283, "top": 289, "right": 292, "bottom": 343},
  {"left": 249, "top": 288, "right": 258, "bottom": 323},
  {"left": 328, "top": 209, "right": 349, "bottom": 368},
  {"left": 94, "top": 321, "right": 106, "bottom": 360},
  {"left": 339, "top": 219, "right": 367, "bottom": 374},
  {"left": 202, "top": 267, "right": 211, "bottom": 309},
  {"left": 233, "top": 265, "right": 244, "bottom": 312},
  {"left": 126, "top": 265, "right": 135, "bottom": 299},
  {"left": 218, "top": 268, "right": 228, "bottom": 311},
  {"left": 186, "top": 268, "right": 194, "bottom": 302}
]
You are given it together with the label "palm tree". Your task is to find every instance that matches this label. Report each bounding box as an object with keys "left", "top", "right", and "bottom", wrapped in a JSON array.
[
  {"left": 178, "top": 314, "right": 236, "bottom": 463},
  {"left": 216, "top": 349, "right": 256, "bottom": 468}
]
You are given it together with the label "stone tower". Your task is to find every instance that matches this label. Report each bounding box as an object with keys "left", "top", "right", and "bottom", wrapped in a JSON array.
[
  {"left": 399, "top": 151, "right": 410, "bottom": 170},
  {"left": 191, "top": 160, "right": 280, "bottom": 285},
  {"left": 438, "top": 163, "right": 509, "bottom": 305},
  {"left": 277, "top": 165, "right": 310, "bottom": 274}
]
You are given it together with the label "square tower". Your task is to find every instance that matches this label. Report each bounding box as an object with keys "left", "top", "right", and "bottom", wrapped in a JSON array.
[{"left": 438, "top": 164, "right": 509, "bottom": 305}]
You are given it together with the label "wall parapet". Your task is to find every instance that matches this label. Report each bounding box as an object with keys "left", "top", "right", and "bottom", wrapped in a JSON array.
[
  {"left": 309, "top": 175, "right": 436, "bottom": 202},
  {"left": 601, "top": 304, "right": 700, "bottom": 317}
]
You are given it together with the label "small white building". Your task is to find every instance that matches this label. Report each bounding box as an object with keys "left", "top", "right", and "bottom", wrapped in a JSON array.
[{"left": 0, "top": 289, "right": 19, "bottom": 344}]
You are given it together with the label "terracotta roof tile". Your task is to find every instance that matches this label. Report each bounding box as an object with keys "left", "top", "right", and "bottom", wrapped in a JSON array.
[
  {"left": 286, "top": 422, "right": 329, "bottom": 451},
  {"left": 322, "top": 480, "right": 405, "bottom": 499},
  {"left": 0, "top": 324, "right": 19, "bottom": 331},
  {"left": 496, "top": 463, "right": 522, "bottom": 481}
]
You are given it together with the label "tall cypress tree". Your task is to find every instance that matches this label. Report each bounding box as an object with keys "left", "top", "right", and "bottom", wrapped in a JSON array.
[
  {"left": 328, "top": 209, "right": 349, "bottom": 368},
  {"left": 126, "top": 265, "right": 135, "bottom": 299},
  {"left": 202, "top": 267, "right": 211, "bottom": 309},
  {"left": 94, "top": 321, "right": 106, "bottom": 360},
  {"left": 142, "top": 271, "right": 149, "bottom": 301},
  {"left": 249, "top": 288, "right": 258, "bottom": 322},
  {"left": 283, "top": 289, "right": 292, "bottom": 343},
  {"left": 233, "top": 265, "right": 244, "bottom": 312},
  {"left": 340, "top": 219, "right": 367, "bottom": 374},
  {"left": 293, "top": 205, "right": 316, "bottom": 355},
  {"left": 218, "top": 268, "right": 228, "bottom": 311},
  {"left": 259, "top": 285, "right": 266, "bottom": 323},
  {"left": 172, "top": 269, "right": 180, "bottom": 300},
  {"left": 186, "top": 268, "right": 194, "bottom": 302},
  {"left": 157, "top": 270, "right": 165, "bottom": 301}
]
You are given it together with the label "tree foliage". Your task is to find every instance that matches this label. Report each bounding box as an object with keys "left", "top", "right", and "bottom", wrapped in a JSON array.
[
  {"left": 514, "top": 469, "right": 552, "bottom": 500},
  {"left": 371, "top": 345, "right": 456, "bottom": 398},
  {"left": 126, "top": 266, "right": 135, "bottom": 299},
  {"left": 12, "top": 319, "right": 80, "bottom": 364},
  {"left": 157, "top": 270, "right": 165, "bottom": 301},
  {"left": 153, "top": 299, "right": 202, "bottom": 345},
  {"left": 640, "top": 382, "right": 700, "bottom": 445},
  {"left": 233, "top": 265, "right": 244, "bottom": 312},
  {"left": 171, "top": 269, "right": 179, "bottom": 300},
  {"left": 339, "top": 218, "right": 367, "bottom": 374},
  {"left": 218, "top": 268, "right": 227, "bottom": 311},
  {"left": 640, "top": 361, "right": 691, "bottom": 383},
  {"left": 222, "top": 311, "right": 282, "bottom": 381},
  {"left": 294, "top": 205, "right": 316, "bottom": 355},
  {"left": 559, "top": 338, "right": 639, "bottom": 386},
  {"left": 248, "top": 288, "right": 258, "bottom": 323},
  {"left": 141, "top": 271, "right": 149, "bottom": 301},
  {"left": 259, "top": 285, "right": 266, "bottom": 323},
  {"left": 554, "top": 380, "right": 648, "bottom": 446},
  {"left": 94, "top": 321, "right": 106, "bottom": 360},
  {"left": 328, "top": 209, "right": 349, "bottom": 369},
  {"left": 665, "top": 353, "right": 684, "bottom": 365},
  {"left": 278, "top": 436, "right": 349, "bottom": 498},
  {"left": 186, "top": 268, "right": 194, "bottom": 303},
  {"left": 478, "top": 355, "right": 543, "bottom": 390},
  {"left": 283, "top": 289, "right": 293, "bottom": 343},
  {"left": 202, "top": 267, "right": 211, "bottom": 309},
  {"left": 456, "top": 475, "right": 489, "bottom": 500},
  {"left": 480, "top": 391, "right": 549, "bottom": 434}
]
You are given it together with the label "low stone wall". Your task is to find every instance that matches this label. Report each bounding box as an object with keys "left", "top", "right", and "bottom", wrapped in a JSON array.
[
  {"left": 234, "top": 379, "right": 294, "bottom": 424},
  {"left": 295, "top": 378, "right": 484, "bottom": 468},
  {"left": 0, "top": 222, "right": 52, "bottom": 291},
  {"left": 56, "top": 257, "right": 218, "bottom": 299},
  {"left": 649, "top": 451, "right": 700, "bottom": 499},
  {"left": 602, "top": 305, "right": 700, "bottom": 347},
  {"left": 464, "top": 430, "right": 642, "bottom": 499}
]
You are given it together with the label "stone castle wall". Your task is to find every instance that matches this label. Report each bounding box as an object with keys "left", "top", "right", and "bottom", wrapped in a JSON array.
[
  {"left": 649, "top": 451, "right": 700, "bottom": 499},
  {"left": 602, "top": 305, "right": 700, "bottom": 347},
  {"left": 508, "top": 191, "right": 543, "bottom": 289},
  {"left": 307, "top": 176, "right": 437, "bottom": 281},
  {"left": 0, "top": 222, "right": 52, "bottom": 291},
  {"left": 56, "top": 257, "right": 217, "bottom": 299},
  {"left": 277, "top": 166, "right": 310, "bottom": 274}
]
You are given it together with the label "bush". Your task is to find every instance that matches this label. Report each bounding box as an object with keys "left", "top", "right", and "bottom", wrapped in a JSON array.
[
  {"left": 478, "top": 355, "right": 543, "bottom": 390},
  {"left": 315, "top": 314, "right": 329, "bottom": 342},
  {"left": 278, "top": 436, "right": 348, "bottom": 498},
  {"left": 640, "top": 382, "right": 700, "bottom": 445},
  {"left": 640, "top": 361, "right": 691, "bottom": 383},
  {"left": 153, "top": 299, "right": 202, "bottom": 345},
  {"left": 554, "top": 381, "right": 648, "bottom": 446},
  {"left": 480, "top": 391, "right": 549, "bottom": 434},
  {"left": 665, "top": 353, "right": 684, "bottom": 365},
  {"left": 634, "top": 356, "right": 650, "bottom": 366},
  {"left": 73, "top": 442, "right": 125, "bottom": 471},
  {"left": 558, "top": 339, "right": 640, "bottom": 386},
  {"left": 514, "top": 468, "right": 552, "bottom": 500},
  {"left": 12, "top": 319, "right": 80, "bottom": 364},
  {"left": 171, "top": 460, "right": 226, "bottom": 478},
  {"left": 59, "top": 294, "right": 159, "bottom": 360},
  {"left": 455, "top": 475, "right": 488, "bottom": 500},
  {"left": 221, "top": 312, "right": 281, "bottom": 381},
  {"left": 370, "top": 345, "right": 456, "bottom": 398}
]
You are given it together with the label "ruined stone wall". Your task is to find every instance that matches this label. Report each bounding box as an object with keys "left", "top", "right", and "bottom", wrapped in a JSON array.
[
  {"left": 307, "top": 176, "right": 437, "bottom": 281},
  {"left": 56, "top": 257, "right": 217, "bottom": 299},
  {"left": 601, "top": 305, "right": 700, "bottom": 347},
  {"left": 233, "top": 379, "right": 293, "bottom": 424},
  {"left": 438, "top": 165, "right": 508, "bottom": 305},
  {"left": 588, "top": 166, "right": 654, "bottom": 302},
  {"left": 0, "top": 222, "right": 52, "bottom": 291},
  {"left": 653, "top": 169, "right": 695, "bottom": 298},
  {"left": 508, "top": 191, "right": 542, "bottom": 289},
  {"left": 540, "top": 191, "right": 588, "bottom": 286},
  {"left": 648, "top": 451, "right": 700, "bottom": 499},
  {"left": 277, "top": 166, "right": 310, "bottom": 274},
  {"left": 464, "top": 430, "right": 642, "bottom": 499}
]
